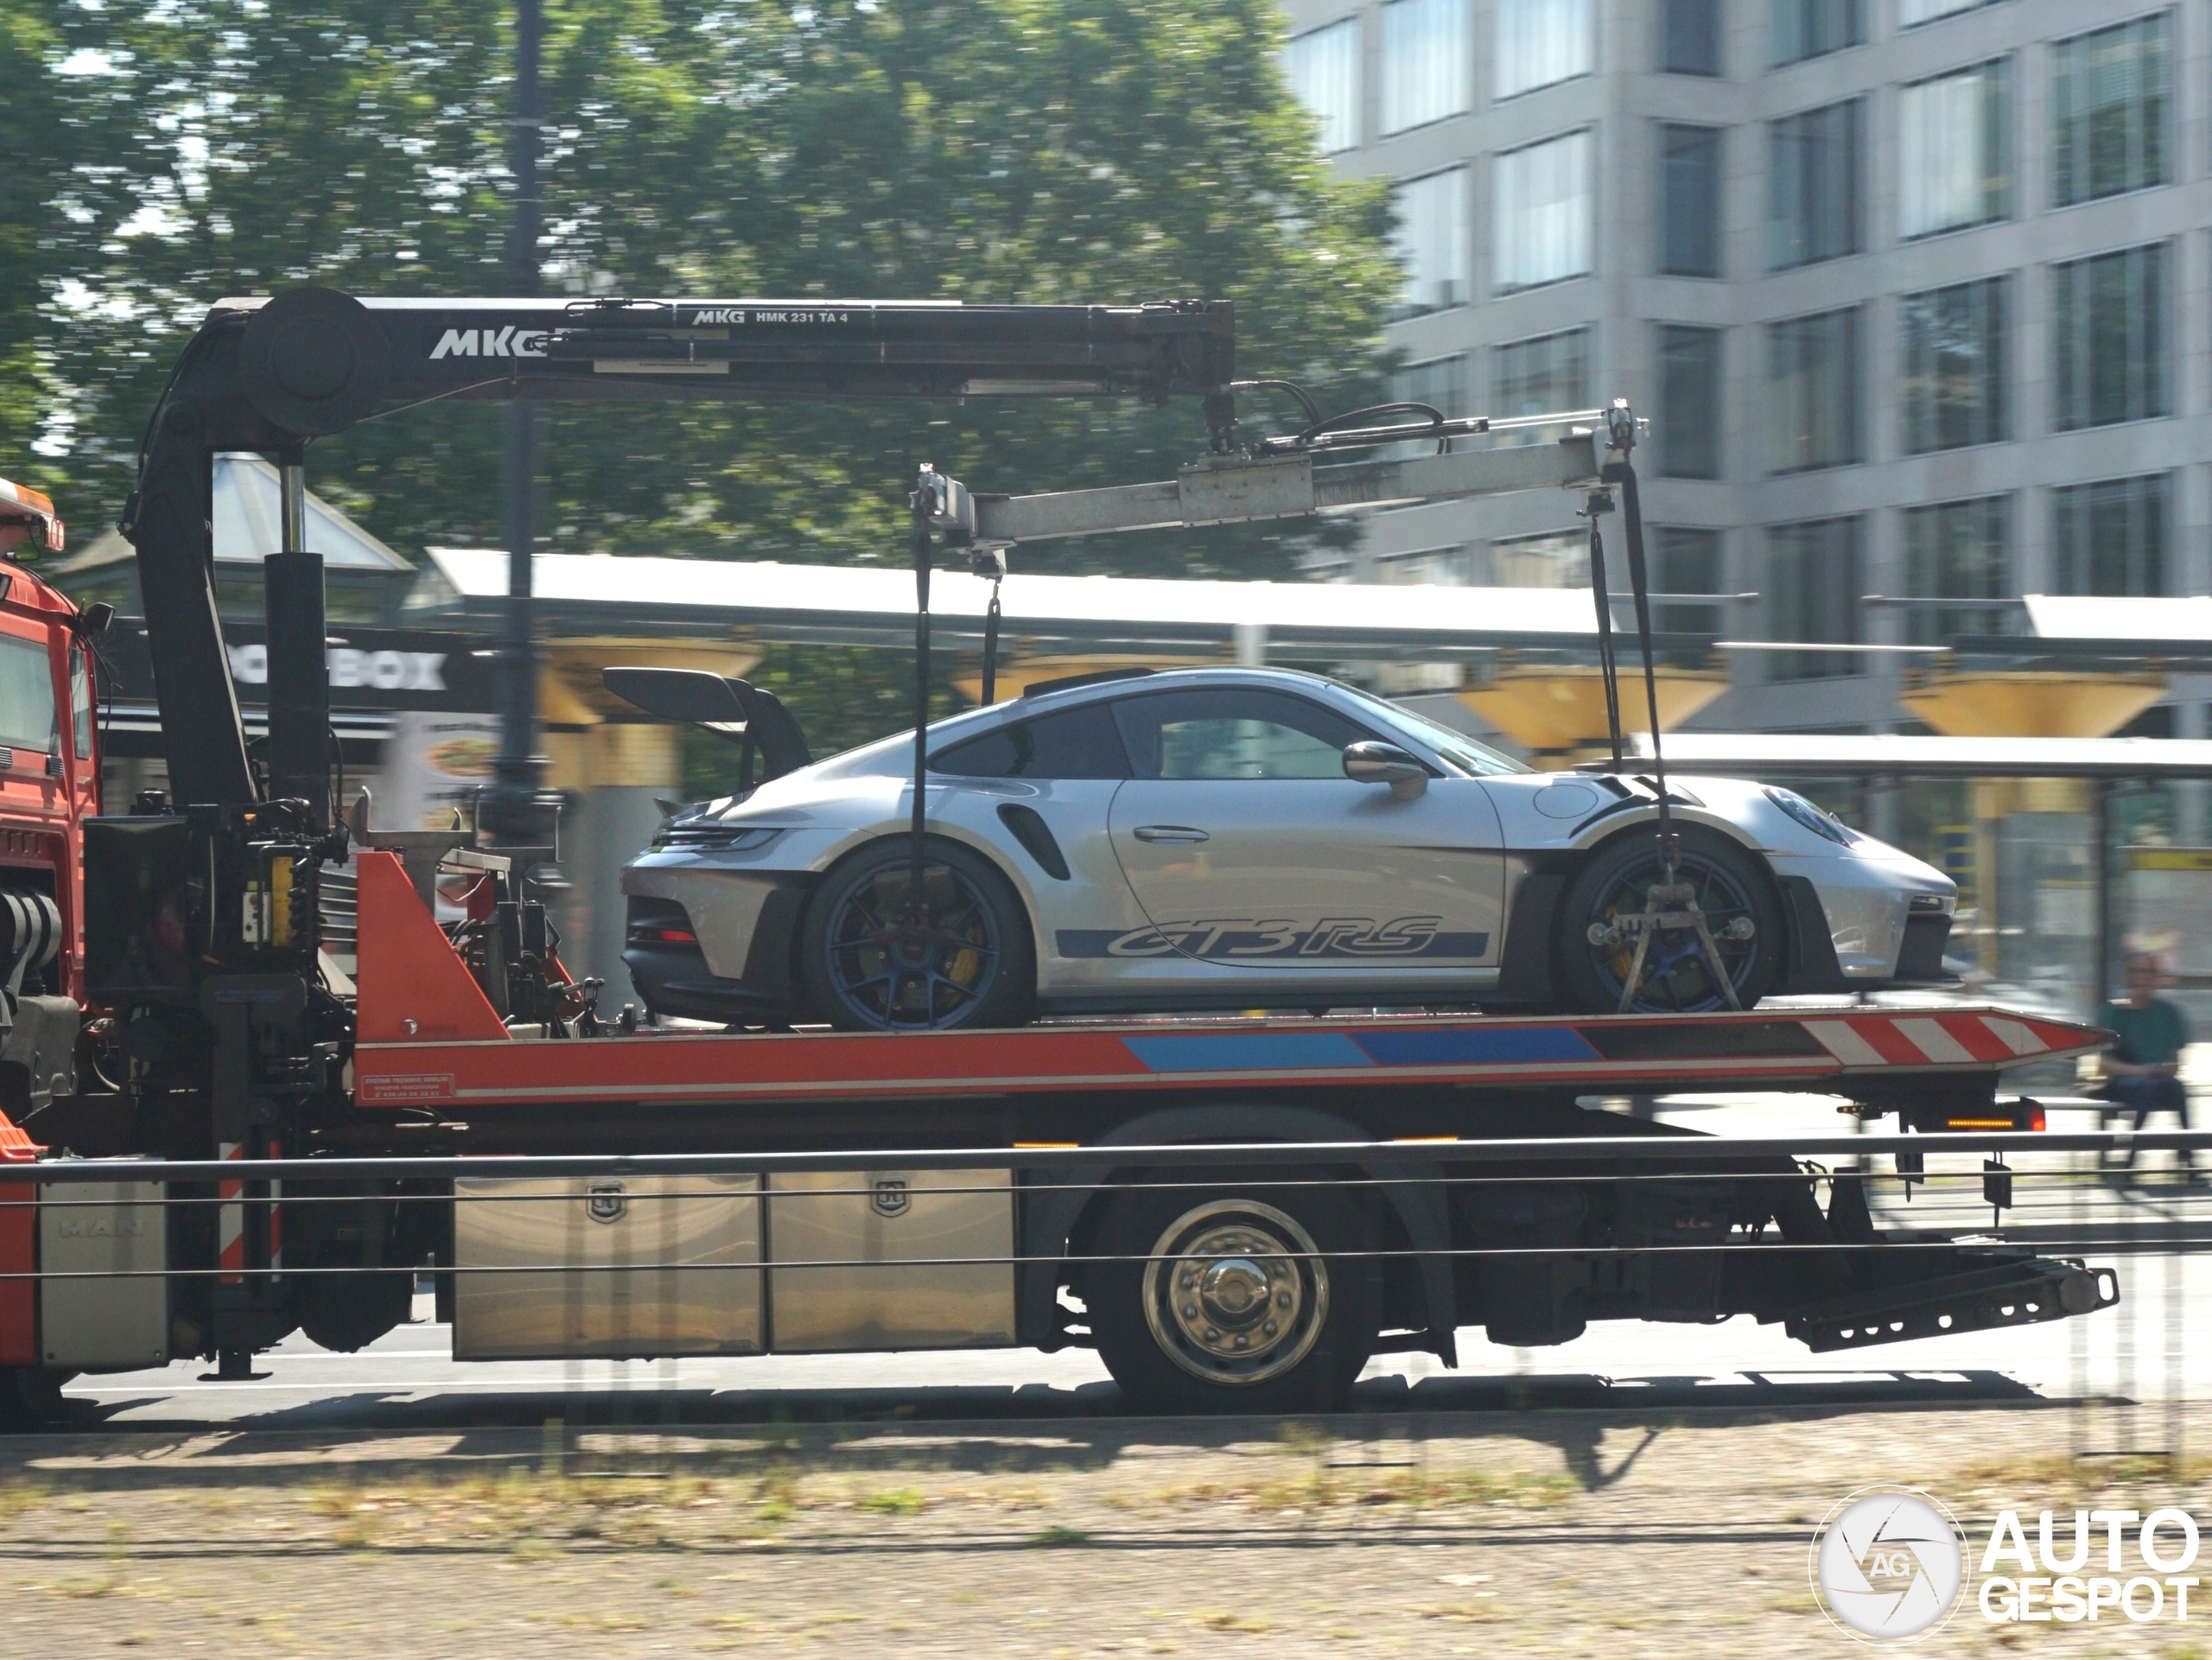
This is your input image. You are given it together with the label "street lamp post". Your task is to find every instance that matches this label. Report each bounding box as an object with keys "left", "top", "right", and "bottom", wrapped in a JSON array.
[{"left": 486, "top": 0, "right": 544, "bottom": 847}]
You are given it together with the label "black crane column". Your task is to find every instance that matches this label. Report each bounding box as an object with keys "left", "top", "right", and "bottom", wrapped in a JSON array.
[
  {"left": 264, "top": 447, "right": 331, "bottom": 823},
  {"left": 484, "top": 0, "right": 546, "bottom": 845}
]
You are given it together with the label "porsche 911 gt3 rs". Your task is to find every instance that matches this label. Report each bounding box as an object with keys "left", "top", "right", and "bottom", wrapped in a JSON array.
[{"left": 619, "top": 666, "right": 1957, "bottom": 1030}]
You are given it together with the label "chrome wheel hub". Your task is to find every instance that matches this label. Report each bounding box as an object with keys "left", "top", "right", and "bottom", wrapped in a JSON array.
[{"left": 1143, "top": 1200, "right": 1328, "bottom": 1386}]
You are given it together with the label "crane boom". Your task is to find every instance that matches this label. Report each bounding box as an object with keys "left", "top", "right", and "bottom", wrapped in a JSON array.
[{"left": 122, "top": 288, "right": 1235, "bottom": 811}]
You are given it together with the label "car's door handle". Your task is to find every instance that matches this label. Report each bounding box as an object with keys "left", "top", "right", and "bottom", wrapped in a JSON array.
[{"left": 1132, "top": 824, "right": 1210, "bottom": 843}]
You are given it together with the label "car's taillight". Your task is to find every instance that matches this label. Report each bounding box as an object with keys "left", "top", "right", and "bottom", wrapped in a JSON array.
[{"left": 637, "top": 926, "right": 697, "bottom": 944}]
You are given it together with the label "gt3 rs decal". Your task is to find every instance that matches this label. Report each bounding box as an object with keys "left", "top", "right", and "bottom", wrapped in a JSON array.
[{"left": 1055, "top": 916, "right": 1488, "bottom": 960}]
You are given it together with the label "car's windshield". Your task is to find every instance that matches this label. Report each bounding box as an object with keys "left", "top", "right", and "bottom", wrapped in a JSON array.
[{"left": 1337, "top": 684, "right": 1529, "bottom": 776}]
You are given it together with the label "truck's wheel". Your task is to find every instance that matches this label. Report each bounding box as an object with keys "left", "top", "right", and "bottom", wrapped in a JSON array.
[
  {"left": 1088, "top": 1173, "right": 1379, "bottom": 1415},
  {"left": 0, "top": 1366, "right": 72, "bottom": 1433},
  {"left": 798, "top": 837, "right": 1035, "bottom": 1031},
  {"left": 1555, "top": 827, "right": 1783, "bottom": 1013},
  {"left": 297, "top": 1269, "right": 416, "bottom": 1353}
]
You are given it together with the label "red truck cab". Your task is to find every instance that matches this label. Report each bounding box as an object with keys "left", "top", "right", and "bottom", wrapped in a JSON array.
[{"left": 0, "top": 478, "right": 99, "bottom": 1004}]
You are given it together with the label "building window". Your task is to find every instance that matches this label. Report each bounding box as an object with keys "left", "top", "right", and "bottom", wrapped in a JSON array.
[
  {"left": 2052, "top": 242, "right": 2168, "bottom": 432},
  {"left": 1900, "top": 276, "right": 2009, "bottom": 454},
  {"left": 1766, "top": 307, "right": 1859, "bottom": 474},
  {"left": 1654, "top": 526, "right": 1725, "bottom": 637},
  {"left": 1494, "top": 130, "right": 1592, "bottom": 293},
  {"left": 2052, "top": 474, "right": 2169, "bottom": 597},
  {"left": 1381, "top": 0, "right": 1471, "bottom": 136},
  {"left": 1767, "top": 99, "right": 1861, "bottom": 270},
  {"left": 1903, "top": 495, "right": 2012, "bottom": 645},
  {"left": 1659, "top": 124, "right": 1722, "bottom": 277},
  {"left": 1770, "top": 0, "right": 1860, "bottom": 68},
  {"left": 1899, "top": 58, "right": 2010, "bottom": 239},
  {"left": 1494, "top": 328, "right": 1591, "bottom": 442},
  {"left": 1284, "top": 19, "right": 1362, "bottom": 155},
  {"left": 2052, "top": 12, "right": 2171, "bottom": 208},
  {"left": 1496, "top": 0, "right": 1592, "bottom": 100},
  {"left": 1766, "top": 517, "right": 1863, "bottom": 679},
  {"left": 1656, "top": 326, "right": 1722, "bottom": 480},
  {"left": 1659, "top": 0, "right": 1720, "bottom": 75},
  {"left": 1900, "top": 0, "right": 2002, "bottom": 25},
  {"left": 1389, "top": 169, "right": 1469, "bottom": 319},
  {"left": 1489, "top": 529, "right": 1589, "bottom": 588},
  {"left": 1394, "top": 353, "right": 1469, "bottom": 419}
]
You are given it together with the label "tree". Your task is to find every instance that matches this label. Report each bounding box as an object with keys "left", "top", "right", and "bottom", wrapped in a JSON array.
[{"left": 13, "top": 1, "right": 1396, "bottom": 578}]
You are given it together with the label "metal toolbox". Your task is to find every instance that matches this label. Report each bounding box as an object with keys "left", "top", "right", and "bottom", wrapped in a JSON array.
[
  {"left": 454, "top": 1174, "right": 762, "bottom": 1360},
  {"left": 39, "top": 1168, "right": 168, "bottom": 1371},
  {"left": 766, "top": 1168, "right": 1014, "bottom": 1352}
]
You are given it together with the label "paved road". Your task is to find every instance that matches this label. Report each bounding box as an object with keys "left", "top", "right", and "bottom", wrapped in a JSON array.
[{"left": 54, "top": 1097, "right": 2212, "bottom": 1434}]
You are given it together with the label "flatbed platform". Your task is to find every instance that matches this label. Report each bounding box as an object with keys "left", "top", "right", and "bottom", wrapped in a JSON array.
[{"left": 354, "top": 1006, "right": 2097, "bottom": 1112}]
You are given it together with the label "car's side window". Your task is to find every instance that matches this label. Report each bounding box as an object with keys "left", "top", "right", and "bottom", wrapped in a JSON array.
[
  {"left": 1110, "top": 688, "right": 1371, "bottom": 780},
  {"left": 929, "top": 702, "right": 1130, "bottom": 779}
]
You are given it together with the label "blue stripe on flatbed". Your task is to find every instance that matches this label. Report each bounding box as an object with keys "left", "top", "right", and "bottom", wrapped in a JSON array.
[
  {"left": 1122, "top": 1032, "right": 1376, "bottom": 1073},
  {"left": 1352, "top": 1024, "right": 1604, "bottom": 1066}
]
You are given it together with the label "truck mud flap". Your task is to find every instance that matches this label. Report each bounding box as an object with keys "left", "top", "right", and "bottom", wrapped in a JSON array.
[{"left": 1783, "top": 1256, "right": 2119, "bottom": 1353}]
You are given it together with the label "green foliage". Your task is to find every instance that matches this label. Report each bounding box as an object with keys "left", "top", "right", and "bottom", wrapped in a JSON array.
[{"left": 5, "top": 0, "right": 1396, "bottom": 581}]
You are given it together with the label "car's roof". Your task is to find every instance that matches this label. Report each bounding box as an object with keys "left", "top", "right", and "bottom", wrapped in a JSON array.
[{"left": 976, "top": 663, "right": 1345, "bottom": 724}]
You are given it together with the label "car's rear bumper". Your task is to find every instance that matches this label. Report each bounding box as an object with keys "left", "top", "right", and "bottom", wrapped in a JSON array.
[{"left": 621, "top": 878, "right": 812, "bottom": 1023}]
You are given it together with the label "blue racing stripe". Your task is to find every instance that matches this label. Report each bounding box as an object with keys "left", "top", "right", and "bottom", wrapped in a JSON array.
[
  {"left": 1122, "top": 1032, "right": 1377, "bottom": 1073},
  {"left": 1352, "top": 1024, "right": 1603, "bottom": 1066}
]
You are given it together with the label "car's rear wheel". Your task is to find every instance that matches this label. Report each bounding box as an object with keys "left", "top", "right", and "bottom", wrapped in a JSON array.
[
  {"left": 1555, "top": 827, "right": 1783, "bottom": 1014},
  {"left": 798, "top": 836, "right": 1034, "bottom": 1031},
  {"left": 1087, "top": 1172, "right": 1379, "bottom": 1414}
]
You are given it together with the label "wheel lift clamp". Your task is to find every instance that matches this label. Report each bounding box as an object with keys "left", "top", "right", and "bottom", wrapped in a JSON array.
[{"left": 8, "top": 284, "right": 2123, "bottom": 1378}]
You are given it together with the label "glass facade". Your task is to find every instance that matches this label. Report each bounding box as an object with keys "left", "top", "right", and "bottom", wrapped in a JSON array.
[
  {"left": 1766, "top": 516, "right": 1864, "bottom": 680},
  {"left": 1390, "top": 169, "right": 1469, "bottom": 318},
  {"left": 1380, "top": 0, "right": 1472, "bottom": 135},
  {"left": 1493, "top": 130, "right": 1592, "bottom": 292},
  {"left": 1766, "top": 307, "right": 1860, "bottom": 474},
  {"left": 1284, "top": 19, "right": 1362, "bottom": 155},
  {"left": 2052, "top": 242, "right": 2169, "bottom": 431},
  {"left": 1495, "top": 0, "right": 1592, "bottom": 100},
  {"left": 1768, "top": 99, "right": 1862, "bottom": 270},
  {"left": 1659, "top": 124, "right": 1722, "bottom": 277},
  {"left": 1493, "top": 328, "right": 1591, "bottom": 438},
  {"left": 1898, "top": 58, "right": 2011, "bottom": 239},
  {"left": 2051, "top": 11, "right": 2171, "bottom": 208},
  {"left": 2052, "top": 474, "right": 2169, "bottom": 598},
  {"left": 1900, "top": 276, "right": 2010, "bottom": 454},
  {"left": 1658, "top": 0, "right": 1720, "bottom": 75},
  {"left": 1903, "top": 495, "right": 2013, "bottom": 645},
  {"left": 1771, "top": 0, "right": 1862, "bottom": 68},
  {"left": 1656, "top": 325, "right": 1722, "bottom": 480}
]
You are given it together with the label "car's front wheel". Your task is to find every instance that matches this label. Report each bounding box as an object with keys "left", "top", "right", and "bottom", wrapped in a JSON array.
[
  {"left": 1554, "top": 826, "right": 1783, "bottom": 1014},
  {"left": 798, "top": 836, "right": 1035, "bottom": 1031}
]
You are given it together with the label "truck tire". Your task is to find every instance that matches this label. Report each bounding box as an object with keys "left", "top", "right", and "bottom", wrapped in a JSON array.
[
  {"left": 1555, "top": 826, "right": 1783, "bottom": 1014},
  {"left": 0, "top": 1366, "right": 72, "bottom": 1433},
  {"left": 798, "top": 837, "right": 1035, "bottom": 1032},
  {"left": 298, "top": 1269, "right": 416, "bottom": 1354},
  {"left": 1087, "top": 1171, "right": 1379, "bottom": 1415}
]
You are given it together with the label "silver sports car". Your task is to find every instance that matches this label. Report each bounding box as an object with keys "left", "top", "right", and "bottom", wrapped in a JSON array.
[{"left": 617, "top": 665, "right": 1957, "bottom": 1030}]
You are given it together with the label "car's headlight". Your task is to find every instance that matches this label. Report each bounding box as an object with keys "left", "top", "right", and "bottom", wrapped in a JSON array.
[
  {"left": 1764, "top": 787, "right": 1858, "bottom": 847},
  {"left": 652, "top": 824, "right": 784, "bottom": 852}
]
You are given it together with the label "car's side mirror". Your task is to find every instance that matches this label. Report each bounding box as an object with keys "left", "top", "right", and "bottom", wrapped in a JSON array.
[{"left": 1343, "top": 741, "right": 1428, "bottom": 800}]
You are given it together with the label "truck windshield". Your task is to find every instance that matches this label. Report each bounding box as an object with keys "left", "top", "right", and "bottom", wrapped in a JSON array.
[{"left": 0, "top": 633, "right": 55, "bottom": 755}]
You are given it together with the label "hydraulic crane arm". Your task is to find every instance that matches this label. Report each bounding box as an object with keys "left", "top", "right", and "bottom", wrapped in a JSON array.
[
  {"left": 917, "top": 429, "right": 1605, "bottom": 549},
  {"left": 122, "top": 287, "right": 1235, "bottom": 811}
]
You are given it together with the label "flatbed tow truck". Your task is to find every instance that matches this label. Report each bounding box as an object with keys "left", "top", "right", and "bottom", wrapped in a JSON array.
[{"left": 0, "top": 289, "right": 2121, "bottom": 1421}]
